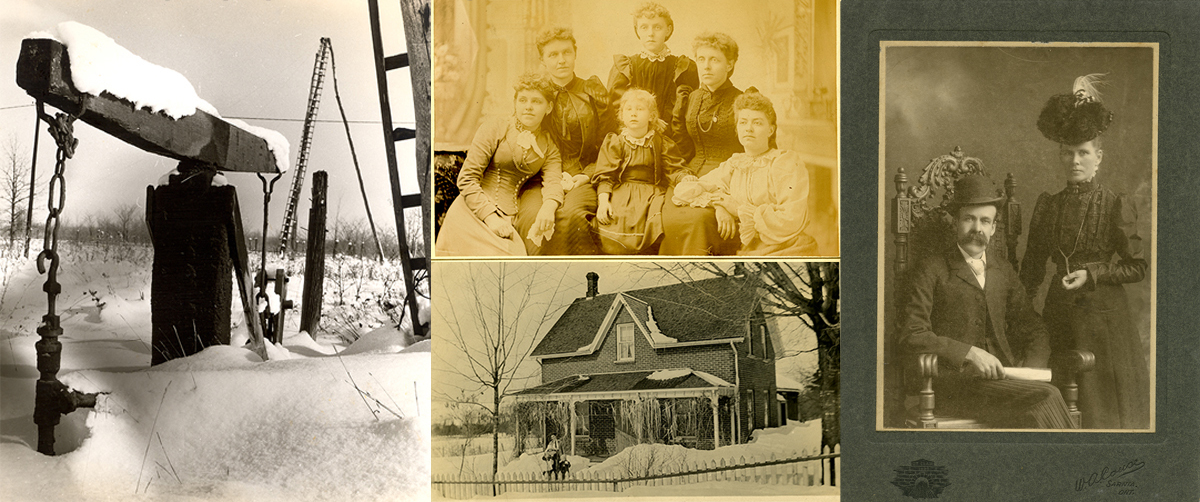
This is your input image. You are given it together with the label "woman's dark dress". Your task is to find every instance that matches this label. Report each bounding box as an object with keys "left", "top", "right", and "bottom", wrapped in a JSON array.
[
  {"left": 607, "top": 51, "right": 698, "bottom": 138},
  {"left": 1020, "top": 180, "right": 1150, "bottom": 429},
  {"left": 661, "top": 79, "right": 743, "bottom": 255},
  {"left": 513, "top": 75, "right": 609, "bottom": 255}
]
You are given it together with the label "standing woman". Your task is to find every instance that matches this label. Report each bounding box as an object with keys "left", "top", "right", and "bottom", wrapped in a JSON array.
[
  {"left": 607, "top": 2, "right": 698, "bottom": 138},
  {"left": 687, "top": 90, "right": 817, "bottom": 256},
  {"left": 434, "top": 73, "right": 563, "bottom": 256},
  {"left": 661, "top": 32, "right": 744, "bottom": 255},
  {"left": 513, "top": 28, "right": 609, "bottom": 255},
  {"left": 1020, "top": 75, "right": 1149, "bottom": 429}
]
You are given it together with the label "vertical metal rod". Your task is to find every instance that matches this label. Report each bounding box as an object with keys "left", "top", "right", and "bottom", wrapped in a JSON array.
[{"left": 23, "top": 101, "right": 43, "bottom": 258}]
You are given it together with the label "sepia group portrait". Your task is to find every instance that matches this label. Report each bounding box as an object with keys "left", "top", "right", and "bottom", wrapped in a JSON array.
[{"left": 432, "top": 0, "right": 837, "bottom": 258}]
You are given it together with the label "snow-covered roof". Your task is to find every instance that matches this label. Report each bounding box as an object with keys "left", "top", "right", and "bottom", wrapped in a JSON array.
[
  {"left": 30, "top": 22, "right": 290, "bottom": 173},
  {"left": 775, "top": 373, "right": 807, "bottom": 392},
  {"left": 532, "top": 275, "right": 759, "bottom": 359}
]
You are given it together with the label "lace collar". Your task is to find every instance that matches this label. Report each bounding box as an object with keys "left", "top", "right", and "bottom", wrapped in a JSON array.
[
  {"left": 622, "top": 129, "right": 655, "bottom": 147},
  {"left": 726, "top": 148, "right": 782, "bottom": 171},
  {"left": 1064, "top": 178, "right": 1098, "bottom": 195},
  {"left": 639, "top": 46, "right": 672, "bottom": 62},
  {"left": 513, "top": 120, "right": 545, "bottom": 158}
]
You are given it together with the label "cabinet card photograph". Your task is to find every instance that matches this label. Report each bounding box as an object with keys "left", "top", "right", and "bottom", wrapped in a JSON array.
[
  {"left": 432, "top": 0, "right": 838, "bottom": 258},
  {"left": 431, "top": 261, "right": 840, "bottom": 498},
  {"left": 876, "top": 42, "right": 1157, "bottom": 431}
]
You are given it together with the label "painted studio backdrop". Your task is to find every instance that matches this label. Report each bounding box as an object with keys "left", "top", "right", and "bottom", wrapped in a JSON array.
[{"left": 432, "top": 0, "right": 838, "bottom": 256}]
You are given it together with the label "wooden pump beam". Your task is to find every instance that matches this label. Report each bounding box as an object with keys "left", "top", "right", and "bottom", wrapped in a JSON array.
[{"left": 16, "top": 38, "right": 281, "bottom": 174}]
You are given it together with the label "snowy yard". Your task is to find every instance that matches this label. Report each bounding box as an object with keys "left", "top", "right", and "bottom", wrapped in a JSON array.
[
  {"left": 433, "top": 420, "right": 838, "bottom": 499},
  {"left": 0, "top": 242, "right": 430, "bottom": 501}
]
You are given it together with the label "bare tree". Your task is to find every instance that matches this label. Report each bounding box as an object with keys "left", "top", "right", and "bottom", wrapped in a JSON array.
[
  {"left": 649, "top": 262, "right": 840, "bottom": 447},
  {"left": 1, "top": 134, "right": 40, "bottom": 248},
  {"left": 435, "top": 262, "right": 568, "bottom": 486},
  {"left": 111, "top": 203, "right": 140, "bottom": 242}
]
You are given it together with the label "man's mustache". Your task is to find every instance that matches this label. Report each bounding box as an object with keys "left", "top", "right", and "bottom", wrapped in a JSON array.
[{"left": 959, "top": 231, "right": 989, "bottom": 247}]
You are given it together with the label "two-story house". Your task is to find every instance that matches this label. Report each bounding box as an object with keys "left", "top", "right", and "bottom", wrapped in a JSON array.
[{"left": 511, "top": 272, "right": 780, "bottom": 458}]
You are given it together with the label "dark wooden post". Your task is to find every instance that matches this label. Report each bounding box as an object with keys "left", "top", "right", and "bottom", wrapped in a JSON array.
[
  {"left": 147, "top": 165, "right": 235, "bottom": 365},
  {"left": 300, "top": 170, "right": 328, "bottom": 335}
]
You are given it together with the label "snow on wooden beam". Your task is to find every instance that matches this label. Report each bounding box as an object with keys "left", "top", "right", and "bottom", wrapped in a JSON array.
[{"left": 16, "top": 38, "right": 281, "bottom": 173}]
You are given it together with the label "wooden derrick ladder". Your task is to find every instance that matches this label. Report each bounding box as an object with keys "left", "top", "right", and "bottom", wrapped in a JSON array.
[{"left": 278, "top": 38, "right": 332, "bottom": 256}]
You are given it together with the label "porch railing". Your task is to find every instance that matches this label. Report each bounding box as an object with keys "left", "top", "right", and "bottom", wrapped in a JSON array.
[{"left": 433, "top": 444, "right": 840, "bottom": 499}]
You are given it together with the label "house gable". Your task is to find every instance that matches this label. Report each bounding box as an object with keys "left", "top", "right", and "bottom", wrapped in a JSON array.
[{"left": 533, "top": 275, "right": 761, "bottom": 361}]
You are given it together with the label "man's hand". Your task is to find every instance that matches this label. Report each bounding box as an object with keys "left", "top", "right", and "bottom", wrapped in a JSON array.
[
  {"left": 483, "top": 212, "right": 515, "bottom": 239},
  {"left": 715, "top": 205, "right": 737, "bottom": 240},
  {"left": 964, "top": 346, "right": 1005, "bottom": 380},
  {"left": 1062, "top": 269, "right": 1089, "bottom": 290}
]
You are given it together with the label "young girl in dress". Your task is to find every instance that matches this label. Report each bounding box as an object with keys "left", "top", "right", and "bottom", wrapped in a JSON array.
[{"left": 592, "top": 89, "right": 687, "bottom": 254}]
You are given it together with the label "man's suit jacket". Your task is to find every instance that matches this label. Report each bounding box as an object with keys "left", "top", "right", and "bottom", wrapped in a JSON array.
[{"left": 898, "top": 246, "right": 1051, "bottom": 371}]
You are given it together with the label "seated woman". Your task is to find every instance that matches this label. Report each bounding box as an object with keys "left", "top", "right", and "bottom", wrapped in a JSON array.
[
  {"left": 434, "top": 73, "right": 563, "bottom": 256},
  {"left": 512, "top": 27, "right": 609, "bottom": 255},
  {"left": 592, "top": 89, "right": 688, "bottom": 255},
  {"left": 661, "top": 31, "right": 744, "bottom": 255},
  {"left": 677, "top": 90, "right": 817, "bottom": 256}
]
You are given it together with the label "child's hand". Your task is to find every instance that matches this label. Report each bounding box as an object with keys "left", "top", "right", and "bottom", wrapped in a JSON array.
[
  {"left": 596, "top": 198, "right": 613, "bottom": 225},
  {"left": 572, "top": 174, "right": 590, "bottom": 190},
  {"left": 715, "top": 206, "right": 738, "bottom": 240},
  {"left": 483, "top": 212, "right": 515, "bottom": 239}
]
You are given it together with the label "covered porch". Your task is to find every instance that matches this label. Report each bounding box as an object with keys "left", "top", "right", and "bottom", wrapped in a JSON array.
[{"left": 510, "top": 369, "right": 738, "bottom": 460}]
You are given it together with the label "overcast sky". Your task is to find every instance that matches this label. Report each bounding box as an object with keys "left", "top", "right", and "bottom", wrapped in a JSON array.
[{"left": 1, "top": 0, "right": 419, "bottom": 240}]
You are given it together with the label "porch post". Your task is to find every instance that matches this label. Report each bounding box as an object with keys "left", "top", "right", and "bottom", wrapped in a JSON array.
[
  {"left": 711, "top": 393, "right": 721, "bottom": 448},
  {"left": 729, "top": 401, "right": 738, "bottom": 444},
  {"left": 569, "top": 399, "right": 577, "bottom": 456}
]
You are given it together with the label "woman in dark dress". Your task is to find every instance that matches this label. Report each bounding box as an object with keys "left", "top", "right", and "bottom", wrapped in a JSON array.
[
  {"left": 1020, "top": 75, "right": 1150, "bottom": 429},
  {"left": 661, "top": 32, "right": 743, "bottom": 255},
  {"left": 607, "top": 2, "right": 698, "bottom": 139},
  {"left": 513, "top": 28, "right": 610, "bottom": 255}
]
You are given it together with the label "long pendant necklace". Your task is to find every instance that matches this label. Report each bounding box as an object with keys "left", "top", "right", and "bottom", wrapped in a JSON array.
[{"left": 697, "top": 92, "right": 718, "bottom": 133}]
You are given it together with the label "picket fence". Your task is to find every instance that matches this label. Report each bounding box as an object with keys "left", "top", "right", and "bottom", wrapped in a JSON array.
[{"left": 433, "top": 444, "right": 840, "bottom": 499}]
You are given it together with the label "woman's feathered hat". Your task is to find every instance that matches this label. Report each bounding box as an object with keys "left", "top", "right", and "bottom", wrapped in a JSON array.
[{"left": 1036, "top": 74, "right": 1114, "bottom": 145}]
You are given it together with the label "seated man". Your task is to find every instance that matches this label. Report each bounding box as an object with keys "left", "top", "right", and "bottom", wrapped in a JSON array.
[{"left": 897, "top": 174, "right": 1077, "bottom": 429}]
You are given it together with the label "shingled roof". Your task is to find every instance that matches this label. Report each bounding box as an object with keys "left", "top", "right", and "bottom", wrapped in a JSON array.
[{"left": 530, "top": 274, "right": 760, "bottom": 358}]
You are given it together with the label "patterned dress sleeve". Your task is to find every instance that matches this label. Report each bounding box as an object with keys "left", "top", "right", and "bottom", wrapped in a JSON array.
[
  {"left": 671, "top": 88, "right": 695, "bottom": 163},
  {"left": 582, "top": 75, "right": 613, "bottom": 173},
  {"left": 606, "top": 55, "right": 633, "bottom": 123},
  {"left": 591, "top": 133, "right": 624, "bottom": 195},
  {"left": 1019, "top": 192, "right": 1054, "bottom": 298},
  {"left": 1084, "top": 193, "right": 1147, "bottom": 285},
  {"left": 659, "top": 134, "right": 689, "bottom": 186},
  {"left": 669, "top": 56, "right": 699, "bottom": 138},
  {"left": 539, "top": 132, "right": 565, "bottom": 208},
  {"left": 456, "top": 119, "right": 506, "bottom": 221},
  {"left": 744, "top": 151, "right": 810, "bottom": 247}
]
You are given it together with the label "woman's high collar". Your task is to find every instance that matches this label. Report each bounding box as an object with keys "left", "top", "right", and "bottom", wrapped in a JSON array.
[{"left": 1065, "top": 178, "right": 1098, "bottom": 194}]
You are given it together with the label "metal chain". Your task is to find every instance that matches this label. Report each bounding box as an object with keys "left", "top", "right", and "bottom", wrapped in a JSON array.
[{"left": 33, "top": 102, "right": 86, "bottom": 455}]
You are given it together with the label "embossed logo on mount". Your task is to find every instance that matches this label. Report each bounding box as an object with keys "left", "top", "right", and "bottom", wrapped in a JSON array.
[{"left": 892, "top": 459, "right": 952, "bottom": 499}]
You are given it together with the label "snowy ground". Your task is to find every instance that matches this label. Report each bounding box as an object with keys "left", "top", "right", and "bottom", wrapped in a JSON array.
[
  {"left": 0, "top": 242, "right": 430, "bottom": 501},
  {"left": 434, "top": 421, "right": 838, "bottom": 499}
]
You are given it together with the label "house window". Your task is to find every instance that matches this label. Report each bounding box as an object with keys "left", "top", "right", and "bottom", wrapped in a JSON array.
[
  {"left": 616, "top": 323, "right": 634, "bottom": 362},
  {"left": 758, "top": 324, "right": 769, "bottom": 359}
]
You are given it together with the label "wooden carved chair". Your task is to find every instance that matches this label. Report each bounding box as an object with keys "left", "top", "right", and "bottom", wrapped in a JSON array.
[{"left": 884, "top": 147, "right": 1094, "bottom": 429}]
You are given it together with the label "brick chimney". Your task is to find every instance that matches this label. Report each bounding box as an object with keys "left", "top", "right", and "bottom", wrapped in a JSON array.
[{"left": 586, "top": 272, "right": 599, "bottom": 298}]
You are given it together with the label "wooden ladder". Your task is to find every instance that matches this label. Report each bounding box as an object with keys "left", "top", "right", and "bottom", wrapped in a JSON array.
[{"left": 367, "top": 0, "right": 430, "bottom": 336}]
